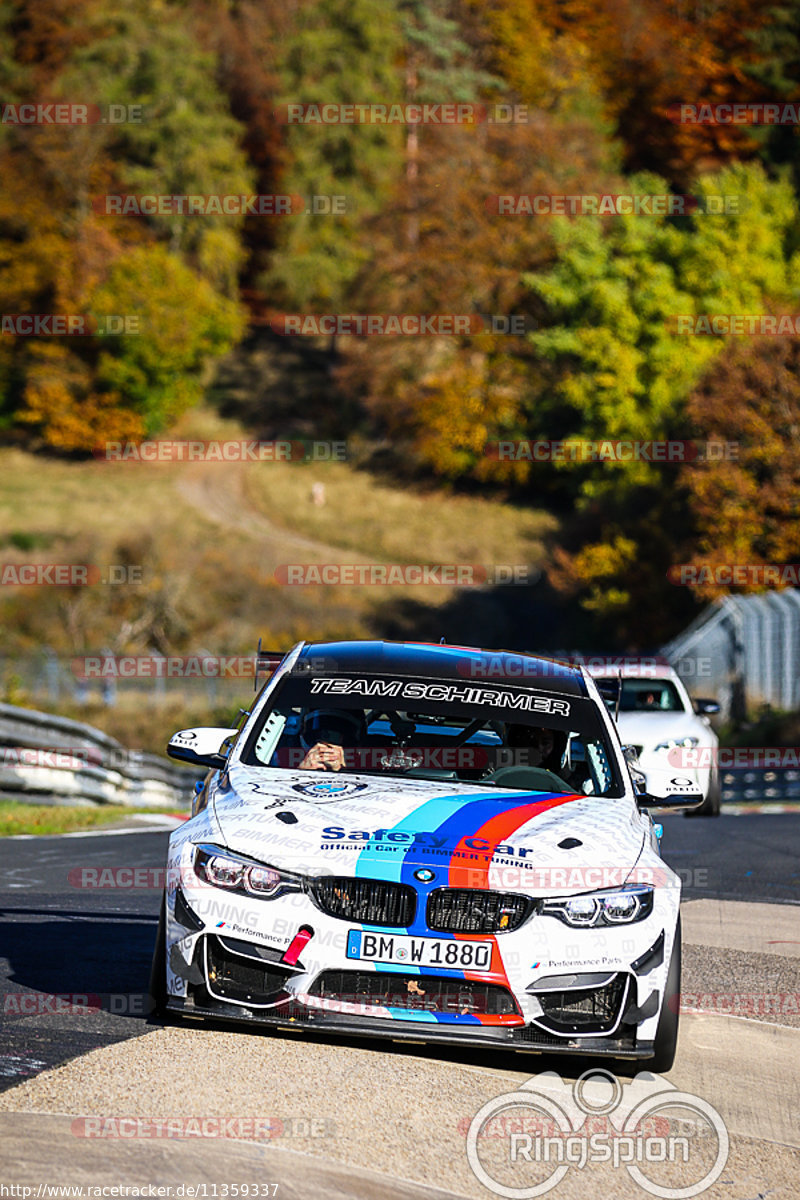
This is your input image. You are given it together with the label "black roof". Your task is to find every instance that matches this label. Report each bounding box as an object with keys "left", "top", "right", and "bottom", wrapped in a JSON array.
[{"left": 291, "top": 639, "right": 588, "bottom": 698}]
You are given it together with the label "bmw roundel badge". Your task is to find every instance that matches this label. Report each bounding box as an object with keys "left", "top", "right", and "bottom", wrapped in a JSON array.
[{"left": 414, "top": 868, "right": 436, "bottom": 883}]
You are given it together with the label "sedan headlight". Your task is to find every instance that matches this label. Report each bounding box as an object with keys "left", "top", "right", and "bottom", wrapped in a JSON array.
[
  {"left": 653, "top": 736, "right": 699, "bottom": 752},
  {"left": 194, "top": 844, "right": 303, "bottom": 900},
  {"left": 541, "top": 885, "right": 653, "bottom": 927}
]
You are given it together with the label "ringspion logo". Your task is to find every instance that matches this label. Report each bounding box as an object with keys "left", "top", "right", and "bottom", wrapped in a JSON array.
[{"left": 465, "top": 1069, "right": 728, "bottom": 1198}]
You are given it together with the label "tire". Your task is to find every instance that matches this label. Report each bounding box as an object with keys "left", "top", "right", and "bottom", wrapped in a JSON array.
[
  {"left": 684, "top": 767, "right": 721, "bottom": 817},
  {"left": 642, "top": 916, "right": 681, "bottom": 1074},
  {"left": 147, "top": 889, "right": 168, "bottom": 1019}
]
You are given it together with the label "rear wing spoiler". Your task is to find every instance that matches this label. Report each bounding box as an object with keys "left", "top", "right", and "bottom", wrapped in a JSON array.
[
  {"left": 592, "top": 674, "right": 622, "bottom": 720},
  {"left": 255, "top": 639, "right": 287, "bottom": 692}
]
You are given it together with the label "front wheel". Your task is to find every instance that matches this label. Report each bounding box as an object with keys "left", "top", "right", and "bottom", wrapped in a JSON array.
[
  {"left": 684, "top": 768, "right": 721, "bottom": 817},
  {"left": 147, "top": 889, "right": 168, "bottom": 1019},
  {"left": 641, "top": 917, "right": 681, "bottom": 1074}
]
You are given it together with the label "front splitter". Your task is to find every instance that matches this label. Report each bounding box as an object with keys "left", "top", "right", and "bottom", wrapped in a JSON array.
[{"left": 164, "top": 996, "right": 648, "bottom": 1058}]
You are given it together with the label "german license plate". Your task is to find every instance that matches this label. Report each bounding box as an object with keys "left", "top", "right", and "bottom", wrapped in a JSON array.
[{"left": 346, "top": 930, "right": 491, "bottom": 970}]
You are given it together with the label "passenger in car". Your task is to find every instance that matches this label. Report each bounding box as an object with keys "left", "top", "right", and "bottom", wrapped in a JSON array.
[{"left": 505, "top": 723, "right": 568, "bottom": 773}]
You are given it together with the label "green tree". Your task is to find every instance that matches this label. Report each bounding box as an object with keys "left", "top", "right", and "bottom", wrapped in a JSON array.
[
  {"left": 522, "top": 161, "right": 800, "bottom": 632},
  {"left": 744, "top": 1, "right": 800, "bottom": 186},
  {"left": 56, "top": 0, "right": 254, "bottom": 294},
  {"left": 90, "top": 244, "right": 246, "bottom": 435},
  {"left": 524, "top": 162, "right": 800, "bottom": 498},
  {"left": 263, "top": 0, "right": 405, "bottom": 315}
]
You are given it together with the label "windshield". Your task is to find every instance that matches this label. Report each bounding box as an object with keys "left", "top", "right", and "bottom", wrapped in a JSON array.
[
  {"left": 617, "top": 680, "right": 685, "bottom": 713},
  {"left": 242, "top": 673, "right": 625, "bottom": 798}
]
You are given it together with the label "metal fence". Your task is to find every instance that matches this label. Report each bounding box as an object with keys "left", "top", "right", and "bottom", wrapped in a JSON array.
[
  {"left": 662, "top": 590, "right": 800, "bottom": 722},
  {"left": 0, "top": 650, "right": 248, "bottom": 710}
]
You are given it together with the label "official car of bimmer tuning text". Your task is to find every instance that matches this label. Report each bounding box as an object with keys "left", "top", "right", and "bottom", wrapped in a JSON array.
[{"left": 151, "top": 640, "right": 704, "bottom": 1070}]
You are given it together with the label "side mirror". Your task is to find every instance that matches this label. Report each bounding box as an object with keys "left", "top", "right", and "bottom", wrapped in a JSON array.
[
  {"left": 693, "top": 698, "right": 720, "bottom": 715},
  {"left": 166, "top": 727, "right": 238, "bottom": 770},
  {"left": 622, "top": 746, "right": 648, "bottom": 795},
  {"left": 637, "top": 775, "right": 705, "bottom": 811}
]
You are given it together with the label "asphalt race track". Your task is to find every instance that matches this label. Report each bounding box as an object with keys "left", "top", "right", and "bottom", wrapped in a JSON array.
[{"left": 0, "top": 812, "right": 799, "bottom": 1198}]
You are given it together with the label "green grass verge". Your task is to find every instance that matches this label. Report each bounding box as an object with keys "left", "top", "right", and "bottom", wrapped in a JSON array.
[{"left": 0, "top": 801, "right": 185, "bottom": 837}]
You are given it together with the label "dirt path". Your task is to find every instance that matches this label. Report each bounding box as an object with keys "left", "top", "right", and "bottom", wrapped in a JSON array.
[{"left": 175, "top": 461, "right": 346, "bottom": 559}]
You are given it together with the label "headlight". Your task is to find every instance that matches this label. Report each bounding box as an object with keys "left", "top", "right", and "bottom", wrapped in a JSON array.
[
  {"left": 194, "top": 844, "right": 302, "bottom": 900},
  {"left": 541, "top": 885, "right": 653, "bottom": 927},
  {"left": 653, "top": 736, "right": 699, "bottom": 752}
]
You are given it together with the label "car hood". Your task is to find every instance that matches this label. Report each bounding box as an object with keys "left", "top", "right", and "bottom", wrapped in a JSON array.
[
  {"left": 212, "top": 764, "right": 646, "bottom": 896},
  {"left": 614, "top": 710, "right": 711, "bottom": 750}
]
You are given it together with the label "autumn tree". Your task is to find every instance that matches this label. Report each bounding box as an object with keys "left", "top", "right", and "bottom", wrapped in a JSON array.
[
  {"left": 532, "top": 0, "right": 771, "bottom": 185},
  {"left": 336, "top": 0, "right": 619, "bottom": 480},
  {"left": 676, "top": 335, "right": 800, "bottom": 601},
  {"left": 0, "top": 0, "right": 251, "bottom": 449}
]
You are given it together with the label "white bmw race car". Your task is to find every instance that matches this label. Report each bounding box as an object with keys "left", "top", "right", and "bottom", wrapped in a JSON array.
[{"left": 150, "top": 639, "right": 705, "bottom": 1070}]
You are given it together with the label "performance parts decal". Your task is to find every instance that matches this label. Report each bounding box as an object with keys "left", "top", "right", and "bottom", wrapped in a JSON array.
[{"left": 307, "top": 676, "right": 571, "bottom": 715}]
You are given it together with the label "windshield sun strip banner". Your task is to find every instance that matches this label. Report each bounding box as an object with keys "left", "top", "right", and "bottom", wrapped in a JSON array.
[{"left": 307, "top": 676, "right": 572, "bottom": 715}]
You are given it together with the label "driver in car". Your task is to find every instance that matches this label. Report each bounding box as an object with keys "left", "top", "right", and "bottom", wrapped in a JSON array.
[
  {"left": 298, "top": 708, "right": 365, "bottom": 771},
  {"left": 505, "top": 723, "right": 567, "bottom": 773}
]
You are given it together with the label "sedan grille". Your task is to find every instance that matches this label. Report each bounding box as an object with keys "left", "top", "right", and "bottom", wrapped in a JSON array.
[
  {"left": 309, "top": 876, "right": 416, "bottom": 927},
  {"left": 426, "top": 888, "right": 533, "bottom": 933}
]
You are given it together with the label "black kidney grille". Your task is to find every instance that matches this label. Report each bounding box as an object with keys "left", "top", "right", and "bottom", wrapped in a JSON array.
[
  {"left": 426, "top": 888, "right": 532, "bottom": 933},
  {"left": 310, "top": 877, "right": 416, "bottom": 927}
]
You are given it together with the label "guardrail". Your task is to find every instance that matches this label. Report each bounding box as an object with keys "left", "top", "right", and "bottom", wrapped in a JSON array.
[{"left": 0, "top": 702, "right": 196, "bottom": 808}]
